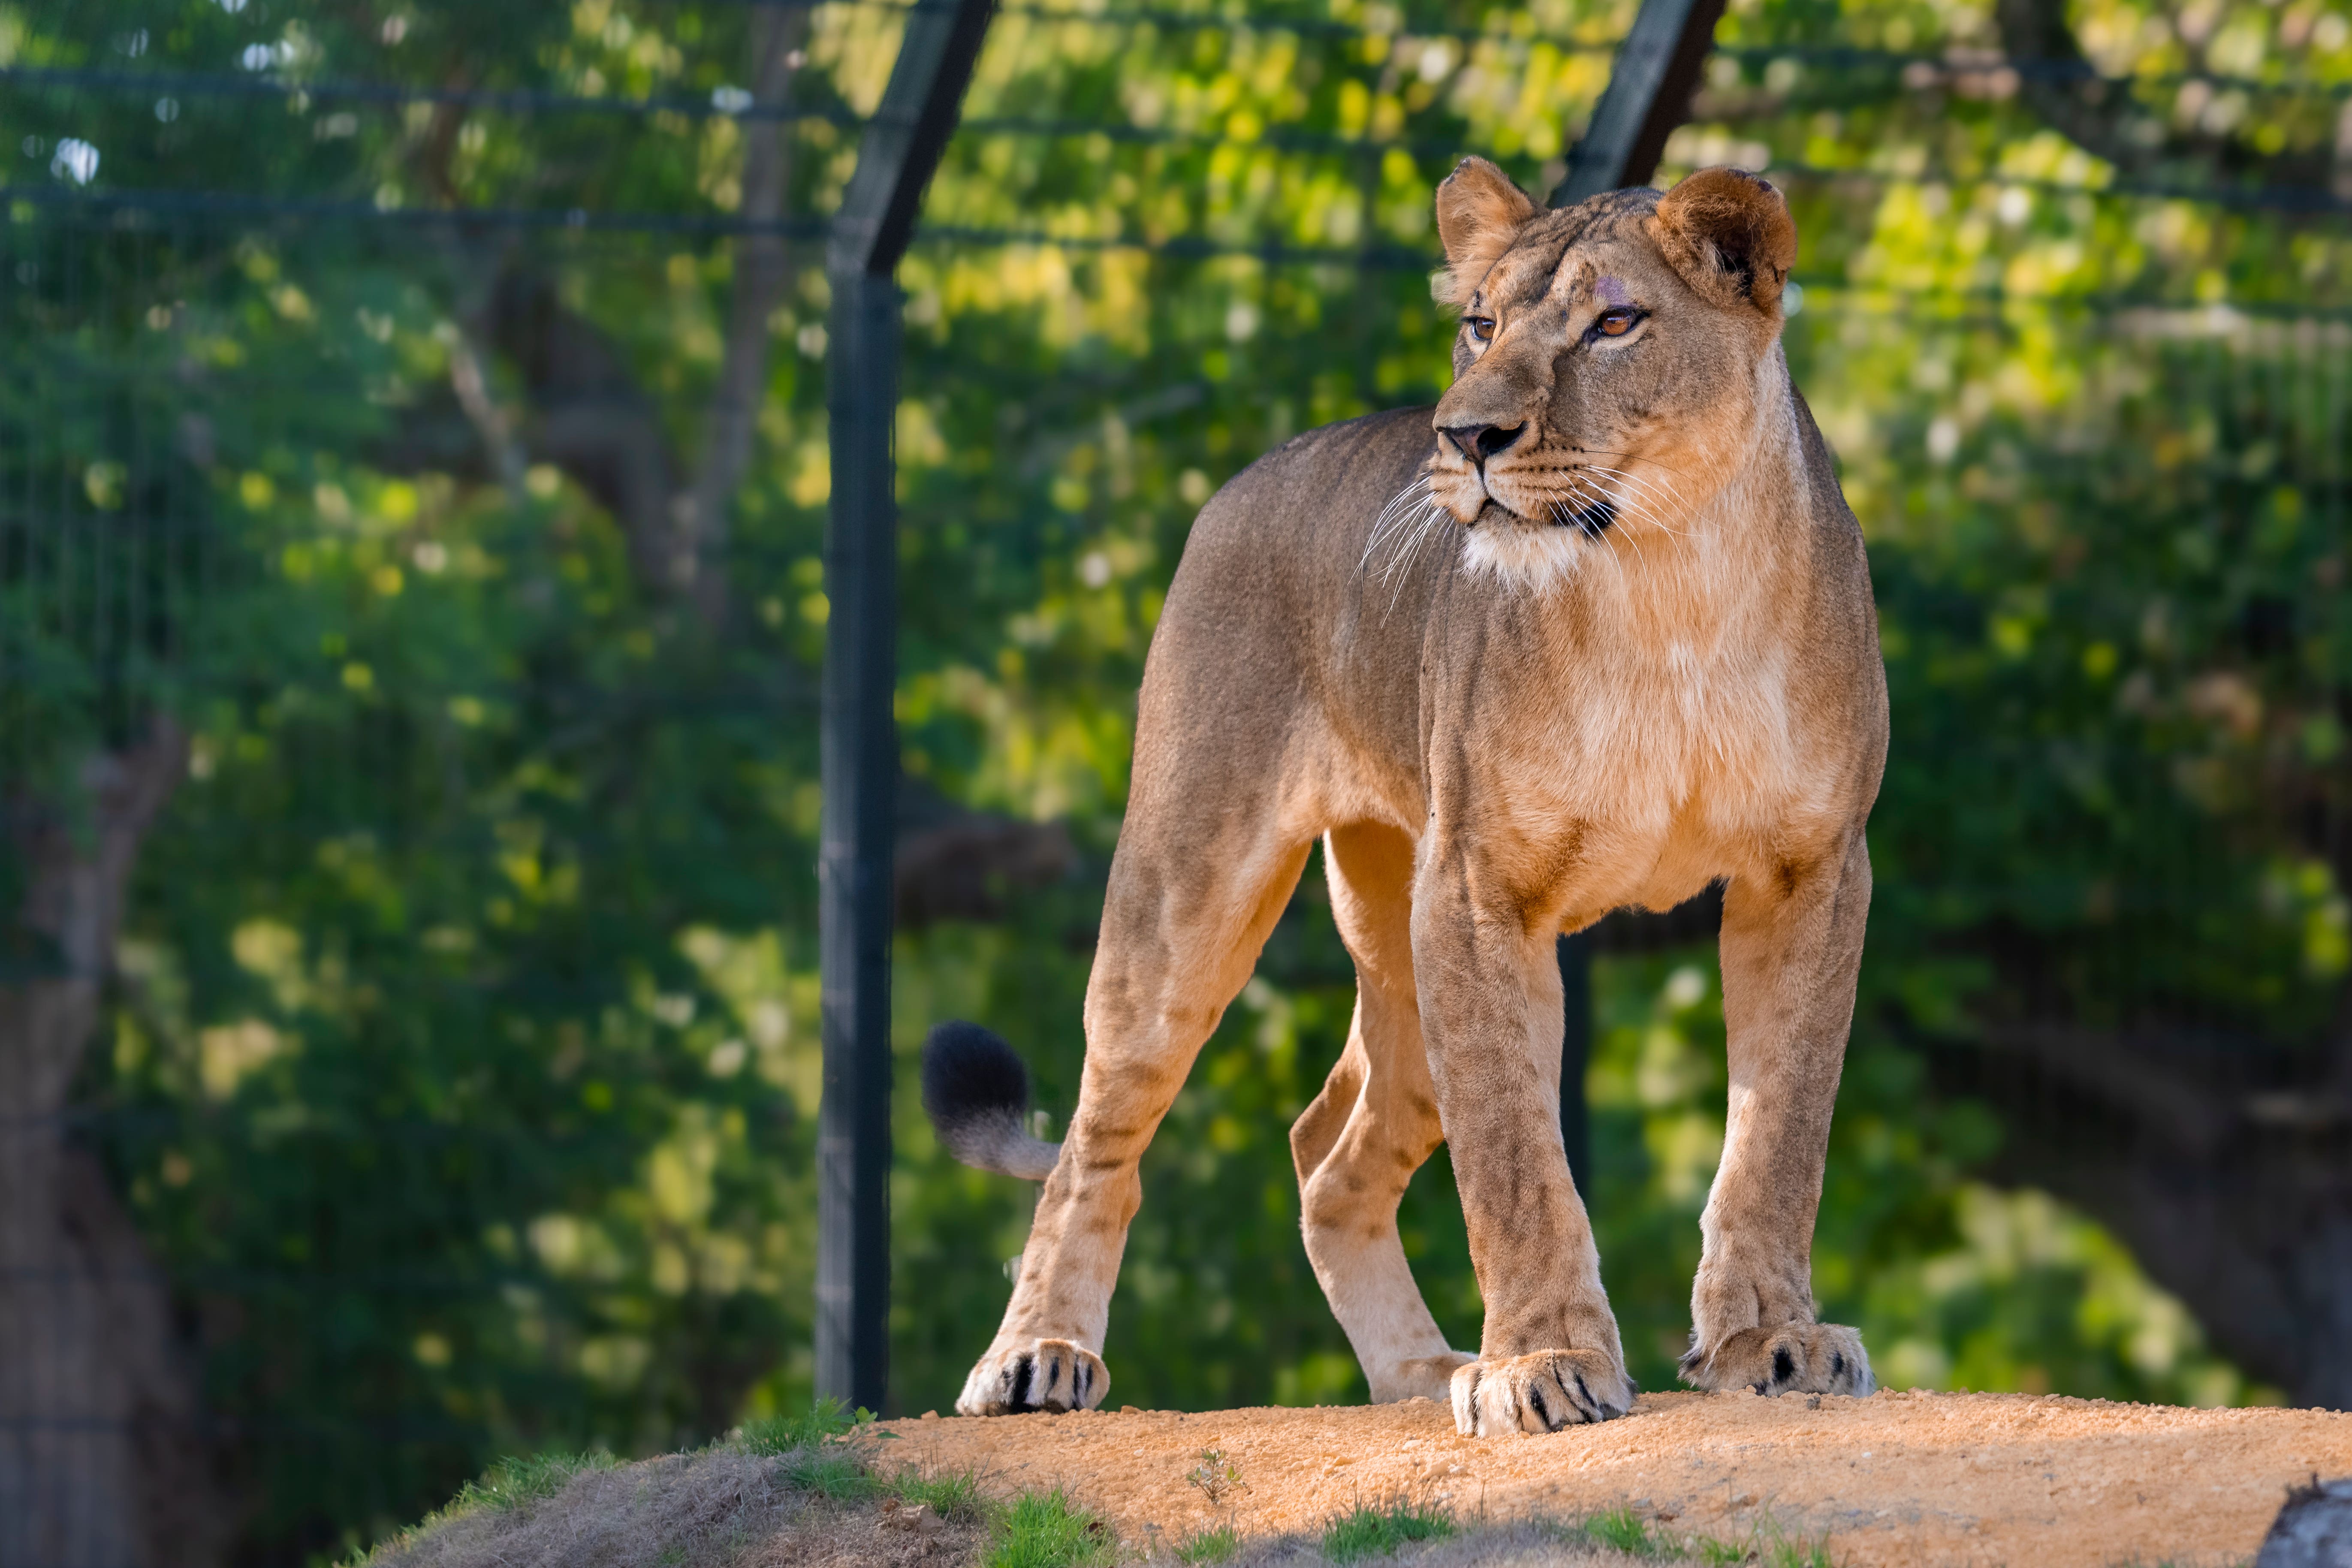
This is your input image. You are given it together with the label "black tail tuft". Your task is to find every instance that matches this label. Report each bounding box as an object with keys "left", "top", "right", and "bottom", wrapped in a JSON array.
[
  {"left": 920, "top": 1022, "right": 1061, "bottom": 1179},
  {"left": 921, "top": 1019, "right": 1030, "bottom": 1127}
]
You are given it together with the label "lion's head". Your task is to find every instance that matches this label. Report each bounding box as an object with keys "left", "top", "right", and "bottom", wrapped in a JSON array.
[{"left": 1412, "top": 159, "right": 1798, "bottom": 589}]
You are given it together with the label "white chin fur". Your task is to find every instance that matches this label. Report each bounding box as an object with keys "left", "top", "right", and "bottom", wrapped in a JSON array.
[{"left": 1459, "top": 519, "right": 1586, "bottom": 591}]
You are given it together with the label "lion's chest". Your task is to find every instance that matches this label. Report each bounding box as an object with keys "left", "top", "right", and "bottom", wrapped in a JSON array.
[{"left": 1460, "top": 632, "right": 1834, "bottom": 915}]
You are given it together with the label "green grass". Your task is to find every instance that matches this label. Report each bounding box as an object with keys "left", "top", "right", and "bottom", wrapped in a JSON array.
[
  {"left": 736, "top": 1397, "right": 866, "bottom": 1456},
  {"left": 333, "top": 1450, "right": 622, "bottom": 1565},
  {"left": 1690, "top": 1537, "right": 1753, "bottom": 1568},
  {"left": 447, "top": 1451, "right": 618, "bottom": 1513},
  {"left": 894, "top": 1468, "right": 992, "bottom": 1526},
  {"left": 1577, "top": 1506, "right": 1673, "bottom": 1556},
  {"left": 1564, "top": 1506, "right": 1839, "bottom": 1568},
  {"left": 778, "top": 1445, "right": 876, "bottom": 1501},
  {"left": 1175, "top": 1522, "right": 1241, "bottom": 1563},
  {"left": 984, "top": 1488, "right": 1115, "bottom": 1568},
  {"left": 1321, "top": 1499, "right": 1456, "bottom": 1562},
  {"left": 1758, "top": 1542, "right": 1836, "bottom": 1568},
  {"left": 736, "top": 1398, "right": 892, "bottom": 1503},
  {"left": 1729, "top": 1515, "right": 1838, "bottom": 1568}
]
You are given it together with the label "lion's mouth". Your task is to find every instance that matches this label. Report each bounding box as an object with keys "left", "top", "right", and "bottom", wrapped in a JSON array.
[
  {"left": 1470, "top": 496, "right": 1618, "bottom": 537},
  {"left": 1554, "top": 496, "right": 1618, "bottom": 537}
]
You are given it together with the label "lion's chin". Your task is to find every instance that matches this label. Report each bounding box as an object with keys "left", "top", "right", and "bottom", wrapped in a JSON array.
[{"left": 1458, "top": 508, "right": 1586, "bottom": 592}]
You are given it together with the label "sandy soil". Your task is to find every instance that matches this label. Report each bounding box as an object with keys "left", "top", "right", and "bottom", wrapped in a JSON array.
[{"left": 873, "top": 1390, "right": 2352, "bottom": 1567}]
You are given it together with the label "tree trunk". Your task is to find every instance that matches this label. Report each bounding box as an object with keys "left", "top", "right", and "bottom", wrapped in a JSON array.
[
  {"left": 0, "top": 721, "right": 226, "bottom": 1568},
  {"left": 1938, "top": 1019, "right": 2352, "bottom": 1408}
]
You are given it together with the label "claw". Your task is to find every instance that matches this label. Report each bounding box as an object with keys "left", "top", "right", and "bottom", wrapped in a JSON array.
[
  {"left": 957, "top": 1338, "right": 1109, "bottom": 1416},
  {"left": 1682, "top": 1324, "right": 1873, "bottom": 1398},
  {"left": 1450, "top": 1349, "right": 1633, "bottom": 1435}
]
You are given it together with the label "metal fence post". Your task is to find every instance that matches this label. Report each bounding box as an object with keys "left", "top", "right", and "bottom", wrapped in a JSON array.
[
  {"left": 816, "top": 270, "right": 904, "bottom": 1414},
  {"left": 815, "top": 0, "right": 998, "bottom": 1415},
  {"left": 1549, "top": 0, "right": 1727, "bottom": 1198},
  {"left": 1551, "top": 0, "right": 1730, "bottom": 208}
]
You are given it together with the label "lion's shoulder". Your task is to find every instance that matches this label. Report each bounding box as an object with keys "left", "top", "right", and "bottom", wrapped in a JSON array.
[{"left": 1194, "top": 407, "right": 1434, "bottom": 541}]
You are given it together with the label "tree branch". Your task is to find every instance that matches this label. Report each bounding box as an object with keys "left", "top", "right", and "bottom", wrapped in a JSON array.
[
  {"left": 0, "top": 720, "right": 226, "bottom": 1568},
  {"left": 470, "top": 267, "right": 688, "bottom": 595},
  {"left": 683, "top": 4, "right": 813, "bottom": 630}
]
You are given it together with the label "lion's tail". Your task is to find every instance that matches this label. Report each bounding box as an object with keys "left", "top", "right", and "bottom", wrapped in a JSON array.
[{"left": 919, "top": 1021, "right": 1062, "bottom": 1180}]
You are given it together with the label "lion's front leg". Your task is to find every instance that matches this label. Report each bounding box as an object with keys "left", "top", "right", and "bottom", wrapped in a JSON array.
[
  {"left": 1410, "top": 856, "right": 1633, "bottom": 1436},
  {"left": 1682, "top": 832, "right": 1876, "bottom": 1399}
]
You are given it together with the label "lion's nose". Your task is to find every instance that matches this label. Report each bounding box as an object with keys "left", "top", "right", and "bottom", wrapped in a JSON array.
[{"left": 1441, "top": 423, "right": 1525, "bottom": 465}]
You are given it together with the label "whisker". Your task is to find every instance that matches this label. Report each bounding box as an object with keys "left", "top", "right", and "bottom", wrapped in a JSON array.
[
  {"left": 1361, "top": 474, "right": 1437, "bottom": 579},
  {"left": 1576, "top": 449, "right": 1699, "bottom": 483},
  {"left": 1387, "top": 500, "right": 1450, "bottom": 612},
  {"left": 1583, "top": 464, "right": 1693, "bottom": 528}
]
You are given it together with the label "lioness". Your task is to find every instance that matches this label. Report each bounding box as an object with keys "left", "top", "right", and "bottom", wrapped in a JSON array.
[{"left": 922, "top": 160, "right": 1887, "bottom": 1435}]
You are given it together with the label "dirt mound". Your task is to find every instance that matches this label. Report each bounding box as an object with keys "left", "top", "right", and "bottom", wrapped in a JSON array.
[{"left": 876, "top": 1390, "right": 2352, "bottom": 1566}]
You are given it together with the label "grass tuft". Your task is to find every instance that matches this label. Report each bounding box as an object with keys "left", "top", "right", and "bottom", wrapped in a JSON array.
[
  {"left": 1175, "top": 1522, "right": 1240, "bottom": 1563},
  {"left": 736, "top": 1397, "right": 868, "bottom": 1456},
  {"left": 736, "top": 1397, "right": 894, "bottom": 1503},
  {"left": 893, "top": 1468, "right": 991, "bottom": 1526},
  {"left": 1749, "top": 1526, "right": 1837, "bottom": 1568},
  {"left": 986, "top": 1488, "right": 1115, "bottom": 1568},
  {"left": 1567, "top": 1505, "right": 1842, "bottom": 1568},
  {"left": 449, "top": 1450, "right": 617, "bottom": 1514},
  {"left": 1321, "top": 1499, "right": 1456, "bottom": 1562},
  {"left": 1577, "top": 1505, "right": 1671, "bottom": 1556},
  {"left": 778, "top": 1445, "right": 876, "bottom": 1501}
]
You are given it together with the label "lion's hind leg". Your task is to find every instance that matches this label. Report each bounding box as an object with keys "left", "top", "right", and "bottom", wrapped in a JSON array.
[
  {"left": 1679, "top": 1323, "right": 1873, "bottom": 1398},
  {"left": 957, "top": 801, "right": 1314, "bottom": 1417},
  {"left": 1292, "top": 821, "right": 1472, "bottom": 1403}
]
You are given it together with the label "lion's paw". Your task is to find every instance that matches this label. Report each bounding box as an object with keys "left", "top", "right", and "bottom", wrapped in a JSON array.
[
  {"left": 1679, "top": 1323, "right": 1873, "bottom": 1398},
  {"left": 955, "top": 1338, "right": 1107, "bottom": 1416},
  {"left": 1450, "top": 1350, "right": 1632, "bottom": 1435}
]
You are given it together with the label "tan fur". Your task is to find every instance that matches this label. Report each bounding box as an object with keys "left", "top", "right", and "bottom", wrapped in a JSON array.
[{"left": 954, "top": 164, "right": 1888, "bottom": 1435}]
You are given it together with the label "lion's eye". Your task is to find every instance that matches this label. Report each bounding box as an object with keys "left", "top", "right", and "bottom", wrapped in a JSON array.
[
  {"left": 1466, "top": 316, "right": 1496, "bottom": 343},
  {"left": 1596, "top": 308, "right": 1640, "bottom": 338}
]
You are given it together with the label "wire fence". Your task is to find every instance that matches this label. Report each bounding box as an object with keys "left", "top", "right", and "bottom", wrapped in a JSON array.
[{"left": 3, "top": 0, "right": 2350, "bottom": 1564}]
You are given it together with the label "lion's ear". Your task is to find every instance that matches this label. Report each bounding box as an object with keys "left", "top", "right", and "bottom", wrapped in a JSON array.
[
  {"left": 1652, "top": 167, "right": 1797, "bottom": 314},
  {"left": 1434, "top": 157, "right": 1536, "bottom": 307}
]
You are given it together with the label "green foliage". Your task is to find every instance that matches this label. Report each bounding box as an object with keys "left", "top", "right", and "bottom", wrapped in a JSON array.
[
  {"left": 449, "top": 1451, "right": 618, "bottom": 1514},
  {"left": 985, "top": 1490, "right": 1116, "bottom": 1568},
  {"left": 1320, "top": 1499, "right": 1456, "bottom": 1561},
  {"left": 1186, "top": 1448, "right": 1249, "bottom": 1506}
]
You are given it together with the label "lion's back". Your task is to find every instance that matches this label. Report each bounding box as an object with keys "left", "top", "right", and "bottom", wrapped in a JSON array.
[{"left": 1137, "top": 409, "right": 1438, "bottom": 795}]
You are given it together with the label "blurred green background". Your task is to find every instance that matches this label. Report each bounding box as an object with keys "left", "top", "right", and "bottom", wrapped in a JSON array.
[{"left": 3, "top": 0, "right": 2349, "bottom": 1560}]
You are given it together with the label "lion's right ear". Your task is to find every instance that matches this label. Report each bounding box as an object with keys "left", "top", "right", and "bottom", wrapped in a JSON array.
[
  {"left": 1434, "top": 157, "right": 1536, "bottom": 307},
  {"left": 1651, "top": 166, "right": 1797, "bottom": 314}
]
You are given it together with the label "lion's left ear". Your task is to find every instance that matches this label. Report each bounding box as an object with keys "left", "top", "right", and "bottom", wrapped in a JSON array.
[
  {"left": 1651, "top": 167, "right": 1797, "bottom": 314},
  {"left": 1434, "top": 157, "right": 1537, "bottom": 308}
]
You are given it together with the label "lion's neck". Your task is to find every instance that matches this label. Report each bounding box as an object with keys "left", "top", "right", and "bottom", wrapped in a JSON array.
[{"left": 1569, "top": 348, "right": 1812, "bottom": 661}]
